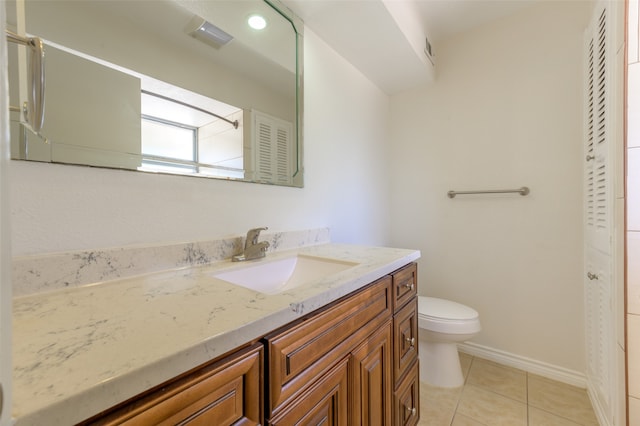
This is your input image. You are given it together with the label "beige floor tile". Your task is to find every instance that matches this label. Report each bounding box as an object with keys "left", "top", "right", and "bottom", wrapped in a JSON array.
[
  {"left": 419, "top": 381, "right": 461, "bottom": 426},
  {"left": 451, "top": 413, "right": 485, "bottom": 425},
  {"left": 420, "top": 356, "right": 599, "bottom": 426},
  {"left": 416, "top": 410, "right": 453, "bottom": 426},
  {"left": 456, "top": 384, "right": 527, "bottom": 426},
  {"left": 528, "top": 374, "right": 599, "bottom": 425},
  {"left": 528, "top": 406, "right": 583, "bottom": 425},
  {"left": 466, "top": 357, "right": 527, "bottom": 403}
]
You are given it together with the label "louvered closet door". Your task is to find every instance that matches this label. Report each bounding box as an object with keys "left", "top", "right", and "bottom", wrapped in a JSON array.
[
  {"left": 583, "top": 2, "right": 614, "bottom": 424},
  {"left": 584, "top": 4, "right": 612, "bottom": 254}
]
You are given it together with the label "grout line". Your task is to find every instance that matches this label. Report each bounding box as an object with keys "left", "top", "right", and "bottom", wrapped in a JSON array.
[
  {"left": 448, "top": 355, "right": 470, "bottom": 426},
  {"left": 450, "top": 355, "right": 475, "bottom": 425}
]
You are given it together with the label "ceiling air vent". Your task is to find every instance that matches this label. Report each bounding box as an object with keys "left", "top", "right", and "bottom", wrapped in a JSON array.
[
  {"left": 187, "top": 16, "right": 234, "bottom": 49},
  {"left": 424, "top": 36, "right": 435, "bottom": 66}
]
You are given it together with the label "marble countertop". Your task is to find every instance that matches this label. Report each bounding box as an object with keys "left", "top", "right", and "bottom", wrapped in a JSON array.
[{"left": 12, "top": 243, "right": 420, "bottom": 425}]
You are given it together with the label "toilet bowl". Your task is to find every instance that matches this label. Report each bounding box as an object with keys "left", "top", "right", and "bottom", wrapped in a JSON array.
[{"left": 418, "top": 296, "right": 481, "bottom": 388}]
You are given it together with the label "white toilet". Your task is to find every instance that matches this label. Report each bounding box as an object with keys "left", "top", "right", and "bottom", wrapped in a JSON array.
[{"left": 418, "top": 296, "right": 481, "bottom": 388}]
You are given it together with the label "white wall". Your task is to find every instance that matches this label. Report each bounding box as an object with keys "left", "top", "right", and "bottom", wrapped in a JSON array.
[
  {"left": 9, "top": 28, "right": 391, "bottom": 256},
  {"left": 389, "top": 1, "right": 591, "bottom": 372}
]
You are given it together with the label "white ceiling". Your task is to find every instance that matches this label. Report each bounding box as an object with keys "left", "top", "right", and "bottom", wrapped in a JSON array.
[
  {"left": 281, "top": 0, "right": 539, "bottom": 94},
  {"left": 413, "top": 0, "right": 540, "bottom": 43}
]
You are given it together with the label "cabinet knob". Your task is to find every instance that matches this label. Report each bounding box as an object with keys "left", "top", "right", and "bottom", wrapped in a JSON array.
[
  {"left": 405, "top": 406, "right": 416, "bottom": 416},
  {"left": 587, "top": 272, "right": 599, "bottom": 280},
  {"left": 586, "top": 154, "right": 596, "bottom": 161},
  {"left": 406, "top": 336, "right": 415, "bottom": 347},
  {"left": 403, "top": 282, "right": 414, "bottom": 291}
]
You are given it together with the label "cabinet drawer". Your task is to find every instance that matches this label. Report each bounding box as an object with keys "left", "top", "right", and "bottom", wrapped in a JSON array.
[
  {"left": 394, "top": 360, "right": 420, "bottom": 426},
  {"left": 266, "top": 277, "right": 392, "bottom": 413},
  {"left": 84, "top": 344, "right": 263, "bottom": 426},
  {"left": 394, "top": 298, "right": 418, "bottom": 386},
  {"left": 268, "top": 357, "right": 349, "bottom": 426},
  {"left": 392, "top": 263, "right": 417, "bottom": 312}
]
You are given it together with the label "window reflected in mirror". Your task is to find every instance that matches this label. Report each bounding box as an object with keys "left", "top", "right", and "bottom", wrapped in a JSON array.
[{"left": 140, "top": 87, "right": 245, "bottom": 179}]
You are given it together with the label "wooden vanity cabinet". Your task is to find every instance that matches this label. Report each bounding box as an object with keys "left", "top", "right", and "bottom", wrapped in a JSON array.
[{"left": 80, "top": 263, "right": 420, "bottom": 426}]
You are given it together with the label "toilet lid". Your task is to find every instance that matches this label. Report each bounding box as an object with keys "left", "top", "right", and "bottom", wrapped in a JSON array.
[{"left": 418, "top": 296, "right": 479, "bottom": 321}]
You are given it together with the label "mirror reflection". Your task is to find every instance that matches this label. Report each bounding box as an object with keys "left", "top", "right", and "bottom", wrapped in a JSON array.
[{"left": 7, "top": 0, "right": 303, "bottom": 187}]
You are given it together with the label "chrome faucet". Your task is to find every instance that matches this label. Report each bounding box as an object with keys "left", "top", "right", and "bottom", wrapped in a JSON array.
[{"left": 232, "top": 227, "right": 270, "bottom": 262}]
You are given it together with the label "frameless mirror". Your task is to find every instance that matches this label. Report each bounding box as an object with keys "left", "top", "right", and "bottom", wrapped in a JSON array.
[{"left": 6, "top": 0, "right": 303, "bottom": 187}]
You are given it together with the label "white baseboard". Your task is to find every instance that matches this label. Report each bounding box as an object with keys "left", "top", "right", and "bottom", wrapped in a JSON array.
[
  {"left": 457, "top": 342, "right": 588, "bottom": 389},
  {"left": 586, "top": 381, "right": 611, "bottom": 426}
]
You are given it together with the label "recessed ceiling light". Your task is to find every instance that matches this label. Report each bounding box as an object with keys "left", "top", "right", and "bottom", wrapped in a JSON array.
[{"left": 247, "top": 14, "right": 267, "bottom": 30}]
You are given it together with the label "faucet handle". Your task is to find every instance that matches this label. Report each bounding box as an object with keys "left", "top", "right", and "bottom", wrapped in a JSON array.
[{"left": 246, "top": 227, "right": 268, "bottom": 244}]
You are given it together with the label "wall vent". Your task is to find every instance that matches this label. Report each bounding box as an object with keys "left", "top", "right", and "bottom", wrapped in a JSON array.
[{"left": 187, "top": 16, "right": 234, "bottom": 49}]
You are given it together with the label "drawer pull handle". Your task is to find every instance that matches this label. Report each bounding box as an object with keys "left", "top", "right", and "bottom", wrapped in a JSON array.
[
  {"left": 405, "top": 337, "right": 415, "bottom": 347},
  {"left": 406, "top": 406, "right": 416, "bottom": 416},
  {"left": 402, "top": 282, "right": 414, "bottom": 291}
]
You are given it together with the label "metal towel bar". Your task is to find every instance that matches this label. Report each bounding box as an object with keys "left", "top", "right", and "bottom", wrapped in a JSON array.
[{"left": 447, "top": 186, "right": 530, "bottom": 198}]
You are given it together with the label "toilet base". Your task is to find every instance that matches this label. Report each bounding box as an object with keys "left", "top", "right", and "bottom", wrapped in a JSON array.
[{"left": 419, "top": 340, "right": 464, "bottom": 388}]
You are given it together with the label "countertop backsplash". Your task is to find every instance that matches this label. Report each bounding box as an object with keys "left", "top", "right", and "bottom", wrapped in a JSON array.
[{"left": 12, "top": 227, "right": 331, "bottom": 296}]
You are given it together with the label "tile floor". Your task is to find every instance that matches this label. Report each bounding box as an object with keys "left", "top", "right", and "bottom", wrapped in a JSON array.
[{"left": 418, "top": 353, "right": 599, "bottom": 426}]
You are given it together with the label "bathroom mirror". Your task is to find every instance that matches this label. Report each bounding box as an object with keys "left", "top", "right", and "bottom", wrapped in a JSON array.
[{"left": 7, "top": 0, "right": 303, "bottom": 187}]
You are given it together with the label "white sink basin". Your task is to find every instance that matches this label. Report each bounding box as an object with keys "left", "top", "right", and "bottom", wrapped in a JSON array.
[{"left": 213, "top": 254, "right": 358, "bottom": 295}]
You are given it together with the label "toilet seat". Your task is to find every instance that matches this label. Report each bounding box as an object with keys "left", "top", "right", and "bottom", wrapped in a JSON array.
[{"left": 418, "top": 296, "right": 481, "bottom": 334}]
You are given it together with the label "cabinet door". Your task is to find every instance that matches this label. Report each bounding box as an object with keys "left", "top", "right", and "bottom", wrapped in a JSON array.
[
  {"left": 393, "top": 361, "right": 420, "bottom": 426},
  {"left": 393, "top": 299, "right": 418, "bottom": 387},
  {"left": 268, "top": 357, "right": 349, "bottom": 426},
  {"left": 84, "top": 344, "right": 263, "bottom": 426},
  {"left": 351, "top": 321, "right": 393, "bottom": 426}
]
